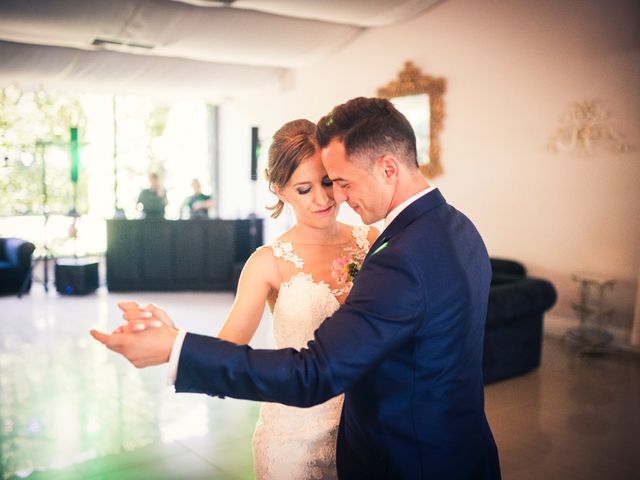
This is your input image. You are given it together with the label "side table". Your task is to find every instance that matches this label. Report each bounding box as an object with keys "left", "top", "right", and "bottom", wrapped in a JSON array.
[{"left": 565, "top": 272, "right": 616, "bottom": 353}]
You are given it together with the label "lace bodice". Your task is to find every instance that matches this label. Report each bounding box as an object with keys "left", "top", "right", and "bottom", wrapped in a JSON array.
[
  {"left": 251, "top": 225, "right": 371, "bottom": 480},
  {"left": 272, "top": 273, "right": 340, "bottom": 350},
  {"left": 269, "top": 224, "right": 370, "bottom": 349}
]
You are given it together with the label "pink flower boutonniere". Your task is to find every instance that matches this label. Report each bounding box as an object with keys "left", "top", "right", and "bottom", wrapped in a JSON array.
[{"left": 331, "top": 250, "right": 364, "bottom": 286}]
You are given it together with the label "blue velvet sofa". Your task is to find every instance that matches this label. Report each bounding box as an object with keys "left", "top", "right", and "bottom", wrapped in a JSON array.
[
  {"left": 0, "top": 237, "right": 35, "bottom": 296},
  {"left": 483, "top": 258, "right": 557, "bottom": 384}
]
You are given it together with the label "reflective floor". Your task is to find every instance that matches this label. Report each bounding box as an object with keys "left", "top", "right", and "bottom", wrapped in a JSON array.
[
  {"left": 1, "top": 287, "right": 274, "bottom": 480},
  {"left": 484, "top": 336, "right": 640, "bottom": 479},
  {"left": 1, "top": 286, "right": 639, "bottom": 479}
]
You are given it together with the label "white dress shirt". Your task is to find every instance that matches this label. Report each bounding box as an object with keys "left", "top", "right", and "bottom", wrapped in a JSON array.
[
  {"left": 381, "top": 185, "right": 436, "bottom": 234},
  {"left": 167, "top": 329, "right": 187, "bottom": 385}
]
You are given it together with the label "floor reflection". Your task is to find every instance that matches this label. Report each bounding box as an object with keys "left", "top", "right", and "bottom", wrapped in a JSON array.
[
  {"left": 2, "top": 286, "right": 639, "bottom": 479},
  {"left": 1, "top": 287, "right": 269, "bottom": 479}
]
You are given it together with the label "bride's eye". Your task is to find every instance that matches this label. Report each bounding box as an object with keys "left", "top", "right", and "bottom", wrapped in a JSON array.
[
  {"left": 322, "top": 177, "right": 333, "bottom": 187},
  {"left": 297, "top": 187, "right": 311, "bottom": 195}
]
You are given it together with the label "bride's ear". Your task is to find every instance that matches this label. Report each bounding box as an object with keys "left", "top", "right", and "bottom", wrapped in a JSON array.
[{"left": 274, "top": 186, "right": 288, "bottom": 204}]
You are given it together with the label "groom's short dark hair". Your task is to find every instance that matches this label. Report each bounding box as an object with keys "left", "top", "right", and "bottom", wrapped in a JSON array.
[{"left": 316, "top": 97, "right": 418, "bottom": 169}]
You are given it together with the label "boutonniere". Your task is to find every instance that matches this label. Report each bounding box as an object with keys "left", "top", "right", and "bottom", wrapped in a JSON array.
[{"left": 370, "top": 239, "right": 389, "bottom": 257}]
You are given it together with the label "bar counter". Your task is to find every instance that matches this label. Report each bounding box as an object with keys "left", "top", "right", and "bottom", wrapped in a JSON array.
[{"left": 106, "top": 218, "right": 263, "bottom": 291}]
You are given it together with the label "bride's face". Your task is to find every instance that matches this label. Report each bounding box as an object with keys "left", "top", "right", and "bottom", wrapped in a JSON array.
[{"left": 277, "top": 151, "right": 338, "bottom": 228}]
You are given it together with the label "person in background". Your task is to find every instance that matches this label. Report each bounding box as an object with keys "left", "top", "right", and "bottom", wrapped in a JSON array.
[
  {"left": 137, "top": 172, "right": 167, "bottom": 218},
  {"left": 183, "top": 178, "right": 215, "bottom": 219}
]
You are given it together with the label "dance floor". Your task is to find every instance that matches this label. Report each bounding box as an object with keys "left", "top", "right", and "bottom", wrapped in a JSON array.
[{"left": 1, "top": 286, "right": 639, "bottom": 479}]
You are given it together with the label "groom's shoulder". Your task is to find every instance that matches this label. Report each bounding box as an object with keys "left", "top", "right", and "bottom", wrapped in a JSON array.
[{"left": 391, "top": 201, "right": 466, "bottom": 251}]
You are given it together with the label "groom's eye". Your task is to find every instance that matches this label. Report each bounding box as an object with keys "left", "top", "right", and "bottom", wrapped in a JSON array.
[{"left": 322, "top": 177, "right": 333, "bottom": 187}]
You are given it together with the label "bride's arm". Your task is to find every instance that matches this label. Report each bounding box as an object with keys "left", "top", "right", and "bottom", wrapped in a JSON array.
[{"left": 216, "top": 247, "right": 279, "bottom": 345}]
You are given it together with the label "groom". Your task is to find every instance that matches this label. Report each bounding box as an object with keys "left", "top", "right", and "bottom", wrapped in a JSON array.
[{"left": 92, "top": 97, "right": 501, "bottom": 479}]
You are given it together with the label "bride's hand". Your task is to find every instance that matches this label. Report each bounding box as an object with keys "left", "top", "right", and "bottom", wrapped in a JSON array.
[
  {"left": 111, "top": 319, "right": 164, "bottom": 334},
  {"left": 117, "top": 301, "right": 176, "bottom": 331}
]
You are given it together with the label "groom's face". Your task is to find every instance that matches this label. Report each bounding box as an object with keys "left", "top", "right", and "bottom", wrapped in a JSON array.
[{"left": 321, "top": 139, "right": 392, "bottom": 225}]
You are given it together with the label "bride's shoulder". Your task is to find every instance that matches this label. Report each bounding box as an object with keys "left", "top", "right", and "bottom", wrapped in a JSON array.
[
  {"left": 249, "top": 244, "right": 279, "bottom": 266},
  {"left": 258, "top": 232, "right": 303, "bottom": 267},
  {"left": 243, "top": 246, "right": 280, "bottom": 284},
  {"left": 366, "top": 225, "right": 380, "bottom": 245},
  {"left": 340, "top": 222, "right": 379, "bottom": 247}
]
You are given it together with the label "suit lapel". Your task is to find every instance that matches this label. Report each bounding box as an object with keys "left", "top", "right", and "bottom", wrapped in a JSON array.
[{"left": 365, "top": 188, "right": 446, "bottom": 261}]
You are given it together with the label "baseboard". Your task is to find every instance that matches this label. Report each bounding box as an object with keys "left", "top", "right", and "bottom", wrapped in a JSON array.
[{"left": 544, "top": 314, "right": 640, "bottom": 354}]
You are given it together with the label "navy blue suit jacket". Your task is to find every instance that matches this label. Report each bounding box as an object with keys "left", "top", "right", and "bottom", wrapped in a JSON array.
[{"left": 176, "top": 189, "right": 501, "bottom": 479}]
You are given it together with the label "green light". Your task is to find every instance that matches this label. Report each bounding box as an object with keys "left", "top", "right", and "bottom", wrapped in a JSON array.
[{"left": 70, "top": 127, "right": 79, "bottom": 184}]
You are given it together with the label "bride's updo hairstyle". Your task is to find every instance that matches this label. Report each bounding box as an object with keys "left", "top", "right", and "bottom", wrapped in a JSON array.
[{"left": 265, "top": 119, "right": 319, "bottom": 218}]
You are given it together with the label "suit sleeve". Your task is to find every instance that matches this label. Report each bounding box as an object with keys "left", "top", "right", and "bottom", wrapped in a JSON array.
[{"left": 175, "top": 246, "right": 425, "bottom": 407}]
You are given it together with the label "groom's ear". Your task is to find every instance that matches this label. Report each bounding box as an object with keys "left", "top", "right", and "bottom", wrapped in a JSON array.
[{"left": 378, "top": 155, "right": 399, "bottom": 184}]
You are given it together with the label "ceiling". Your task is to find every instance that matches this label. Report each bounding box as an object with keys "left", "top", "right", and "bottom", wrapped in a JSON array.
[{"left": 0, "top": 0, "right": 441, "bottom": 100}]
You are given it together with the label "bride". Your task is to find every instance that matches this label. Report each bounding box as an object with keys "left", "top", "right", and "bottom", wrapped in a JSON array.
[
  {"left": 118, "top": 119, "right": 377, "bottom": 479},
  {"left": 221, "top": 118, "right": 377, "bottom": 479}
]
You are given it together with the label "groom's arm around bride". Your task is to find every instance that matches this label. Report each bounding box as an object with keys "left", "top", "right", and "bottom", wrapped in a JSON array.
[{"left": 92, "top": 97, "right": 501, "bottom": 480}]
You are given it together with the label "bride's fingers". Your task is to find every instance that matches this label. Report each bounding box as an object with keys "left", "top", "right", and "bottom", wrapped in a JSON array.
[
  {"left": 131, "top": 319, "right": 165, "bottom": 331},
  {"left": 116, "top": 303, "right": 172, "bottom": 326},
  {"left": 118, "top": 301, "right": 152, "bottom": 322},
  {"left": 112, "top": 319, "right": 164, "bottom": 334},
  {"left": 118, "top": 301, "right": 142, "bottom": 312},
  {"left": 122, "top": 310, "right": 154, "bottom": 322},
  {"left": 142, "top": 304, "right": 175, "bottom": 327}
]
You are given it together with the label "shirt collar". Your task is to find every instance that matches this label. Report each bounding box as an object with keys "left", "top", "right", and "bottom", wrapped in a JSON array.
[{"left": 382, "top": 185, "right": 437, "bottom": 234}]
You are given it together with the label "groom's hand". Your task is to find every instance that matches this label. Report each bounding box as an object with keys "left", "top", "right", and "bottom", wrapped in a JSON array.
[{"left": 90, "top": 323, "right": 178, "bottom": 368}]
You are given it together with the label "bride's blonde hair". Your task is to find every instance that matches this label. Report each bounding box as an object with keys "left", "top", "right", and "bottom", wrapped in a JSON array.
[{"left": 265, "top": 119, "right": 319, "bottom": 218}]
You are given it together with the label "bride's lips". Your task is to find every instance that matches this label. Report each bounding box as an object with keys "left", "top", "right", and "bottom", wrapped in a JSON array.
[{"left": 315, "top": 205, "right": 335, "bottom": 216}]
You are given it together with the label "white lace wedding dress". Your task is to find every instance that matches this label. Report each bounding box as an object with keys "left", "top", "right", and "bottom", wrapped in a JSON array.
[{"left": 251, "top": 225, "right": 371, "bottom": 480}]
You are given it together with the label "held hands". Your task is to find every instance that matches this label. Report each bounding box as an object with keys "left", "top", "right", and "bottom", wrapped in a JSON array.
[
  {"left": 89, "top": 301, "right": 178, "bottom": 368},
  {"left": 114, "top": 302, "right": 175, "bottom": 332}
]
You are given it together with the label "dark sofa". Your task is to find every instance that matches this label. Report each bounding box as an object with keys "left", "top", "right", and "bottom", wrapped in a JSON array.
[
  {"left": 483, "top": 258, "right": 557, "bottom": 384},
  {"left": 0, "top": 237, "right": 36, "bottom": 296}
]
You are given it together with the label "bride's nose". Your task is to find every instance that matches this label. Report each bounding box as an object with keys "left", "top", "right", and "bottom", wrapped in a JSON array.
[{"left": 313, "top": 187, "right": 330, "bottom": 206}]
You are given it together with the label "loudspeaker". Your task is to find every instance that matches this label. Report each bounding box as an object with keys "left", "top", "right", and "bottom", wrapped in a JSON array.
[
  {"left": 251, "top": 126, "right": 259, "bottom": 181},
  {"left": 55, "top": 258, "right": 99, "bottom": 295}
]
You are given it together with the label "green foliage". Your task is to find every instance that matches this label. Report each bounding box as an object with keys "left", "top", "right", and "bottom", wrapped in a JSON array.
[
  {"left": 0, "top": 86, "right": 86, "bottom": 215},
  {"left": 146, "top": 104, "right": 169, "bottom": 138},
  {"left": 145, "top": 104, "right": 169, "bottom": 174}
]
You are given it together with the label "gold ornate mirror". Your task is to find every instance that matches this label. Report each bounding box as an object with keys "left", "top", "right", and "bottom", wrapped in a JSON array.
[{"left": 377, "top": 61, "right": 446, "bottom": 178}]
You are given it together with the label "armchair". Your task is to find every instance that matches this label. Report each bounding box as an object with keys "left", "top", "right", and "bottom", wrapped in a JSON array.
[
  {"left": 483, "top": 258, "right": 557, "bottom": 384},
  {"left": 0, "top": 237, "right": 36, "bottom": 296}
]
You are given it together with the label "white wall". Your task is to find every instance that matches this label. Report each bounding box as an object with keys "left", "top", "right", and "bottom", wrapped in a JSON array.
[
  {"left": 217, "top": 104, "right": 256, "bottom": 219},
  {"left": 229, "top": 0, "right": 640, "bottom": 335}
]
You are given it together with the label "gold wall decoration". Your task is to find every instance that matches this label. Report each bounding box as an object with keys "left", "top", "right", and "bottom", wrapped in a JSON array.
[
  {"left": 377, "top": 61, "right": 446, "bottom": 178},
  {"left": 547, "top": 100, "right": 630, "bottom": 156}
]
